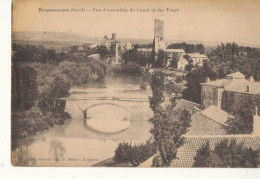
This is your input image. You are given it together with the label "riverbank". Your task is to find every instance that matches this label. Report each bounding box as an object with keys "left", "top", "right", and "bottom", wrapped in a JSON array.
[
  {"left": 11, "top": 105, "right": 70, "bottom": 148},
  {"left": 12, "top": 59, "right": 107, "bottom": 148}
]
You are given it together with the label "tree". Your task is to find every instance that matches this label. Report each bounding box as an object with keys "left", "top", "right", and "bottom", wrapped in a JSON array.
[
  {"left": 149, "top": 71, "right": 191, "bottom": 166},
  {"left": 96, "top": 45, "right": 108, "bottom": 58},
  {"left": 195, "top": 44, "right": 205, "bottom": 54},
  {"left": 225, "top": 94, "right": 260, "bottom": 134},
  {"left": 12, "top": 64, "right": 38, "bottom": 112},
  {"left": 183, "top": 55, "right": 194, "bottom": 71},
  {"left": 38, "top": 74, "right": 71, "bottom": 114},
  {"left": 183, "top": 65, "right": 217, "bottom": 104},
  {"left": 170, "top": 53, "right": 180, "bottom": 68},
  {"left": 113, "top": 141, "right": 157, "bottom": 167},
  {"left": 167, "top": 42, "right": 205, "bottom": 54},
  {"left": 154, "top": 50, "right": 167, "bottom": 68},
  {"left": 149, "top": 71, "right": 165, "bottom": 114},
  {"left": 121, "top": 48, "right": 150, "bottom": 66},
  {"left": 193, "top": 139, "right": 260, "bottom": 167},
  {"left": 70, "top": 45, "right": 79, "bottom": 53},
  {"left": 150, "top": 103, "right": 191, "bottom": 166}
]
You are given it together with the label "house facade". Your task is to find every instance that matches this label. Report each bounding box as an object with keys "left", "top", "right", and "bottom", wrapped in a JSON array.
[{"left": 200, "top": 72, "right": 260, "bottom": 110}]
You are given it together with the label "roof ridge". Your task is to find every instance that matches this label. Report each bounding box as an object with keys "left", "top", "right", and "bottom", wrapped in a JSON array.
[{"left": 183, "top": 134, "right": 258, "bottom": 138}]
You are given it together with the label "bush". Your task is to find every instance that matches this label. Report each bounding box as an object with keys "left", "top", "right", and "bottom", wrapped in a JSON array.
[
  {"left": 113, "top": 141, "right": 157, "bottom": 167},
  {"left": 175, "top": 76, "right": 183, "bottom": 83},
  {"left": 113, "top": 62, "right": 142, "bottom": 75}
]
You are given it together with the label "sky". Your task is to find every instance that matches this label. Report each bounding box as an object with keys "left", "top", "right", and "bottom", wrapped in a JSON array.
[{"left": 12, "top": 0, "right": 260, "bottom": 46}]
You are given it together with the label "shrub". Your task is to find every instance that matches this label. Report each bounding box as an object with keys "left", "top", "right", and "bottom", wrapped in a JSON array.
[
  {"left": 113, "top": 62, "right": 142, "bottom": 75},
  {"left": 113, "top": 141, "right": 157, "bottom": 167},
  {"left": 175, "top": 76, "right": 183, "bottom": 83}
]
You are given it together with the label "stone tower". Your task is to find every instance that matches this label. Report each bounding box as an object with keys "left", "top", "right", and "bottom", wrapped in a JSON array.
[
  {"left": 112, "top": 33, "right": 116, "bottom": 41},
  {"left": 153, "top": 19, "right": 166, "bottom": 54},
  {"left": 154, "top": 19, "right": 164, "bottom": 40}
]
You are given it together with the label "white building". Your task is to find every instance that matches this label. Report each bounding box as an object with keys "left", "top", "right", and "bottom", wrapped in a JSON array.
[{"left": 186, "top": 53, "right": 208, "bottom": 66}]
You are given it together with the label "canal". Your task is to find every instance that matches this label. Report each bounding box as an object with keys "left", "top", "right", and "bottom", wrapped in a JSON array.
[{"left": 11, "top": 75, "right": 153, "bottom": 166}]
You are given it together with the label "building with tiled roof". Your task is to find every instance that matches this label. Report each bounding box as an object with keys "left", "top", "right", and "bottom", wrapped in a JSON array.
[
  {"left": 171, "top": 134, "right": 260, "bottom": 167},
  {"left": 226, "top": 71, "right": 245, "bottom": 79},
  {"left": 164, "top": 49, "right": 185, "bottom": 54},
  {"left": 138, "top": 107, "right": 260, "bottom": 168},
  {"left": 225, "top": 80, "right": 260, "bottom": 94},
  {"left": 200, "top": 71, "right": 260, "bottom": 110},
  {"left": 187, "top": 106, "right": 232, "bottom": 136}
]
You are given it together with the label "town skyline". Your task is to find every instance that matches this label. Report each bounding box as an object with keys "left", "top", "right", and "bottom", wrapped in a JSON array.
[{"left": 12, "top": 0, "right": 260, "bottom": 47}]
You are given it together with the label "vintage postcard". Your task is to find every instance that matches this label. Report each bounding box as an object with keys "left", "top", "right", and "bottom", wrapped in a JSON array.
[{"left": 11, "top": 0, "right": 260, "bottom": 167}]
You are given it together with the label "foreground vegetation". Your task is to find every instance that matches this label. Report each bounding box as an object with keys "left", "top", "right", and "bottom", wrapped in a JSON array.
[
  {"left": 113, "top": 141, "right": 157, "bottom": 167},
  {"left": 193, "top": 139, "right": 260, "bottom": 167}
]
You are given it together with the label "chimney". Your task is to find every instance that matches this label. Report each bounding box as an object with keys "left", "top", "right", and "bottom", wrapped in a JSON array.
[
  {"left": 253, "top": 106, "right": 260, "bottom": 136},
  {"left": 250, "top": 76, "right": 255, "bottom": 82},
  {"left": 246, "top": 86, "right": 250, "bottom": 92},
  {"left": 206, "top": 77, "right": 210, "bottom": 83}
]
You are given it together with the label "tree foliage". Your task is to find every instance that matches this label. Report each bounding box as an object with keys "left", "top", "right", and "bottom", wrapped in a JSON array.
[
  {"left": 113, "top": 62, "right": 142, "bottom": 75},
  {"left": 12, "top": 44, "right": 60, "bottom": 63},
  {"left": 12, "top": 64, "right": 38, "bottom": 112},
  {"left": 154, "top": 50, "right": 168, "bottom": 68},
  {"left": 149, "top": 71, "right": 191, "bottom": 166},
  {"left": 149, "top": 71, "right": 165, "bottom": 113},
  {"left": 193, "top": 139, "right": 260, "bottom": 167},
  {"left": 121, "top": 48, "right": 152, "bottom": 66},
  {"left": 96, "top": 45, "right": 108, "bottom": 58},
  {"left": 113, "top": 141, "right": 157, "bottom": 167},
  {"left": 150, "top": 105, "right": 191, "bottom": 166},
  {"left": 167, "top": 42, "right": 205, "bottom": 54},
  {"left": 183, "top": 65, "right": 216, "bottom": 104},
  {"left": 225, "top": 94, "right": 260, "bottom": 134}
]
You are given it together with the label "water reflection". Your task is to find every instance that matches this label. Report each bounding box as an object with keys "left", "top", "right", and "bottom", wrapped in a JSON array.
[
  {"left": 49, "top": 139, "right": 65, "bottom": 162},
  {"left": 12, "top": 138, "right": 37, "bottom": 166}
]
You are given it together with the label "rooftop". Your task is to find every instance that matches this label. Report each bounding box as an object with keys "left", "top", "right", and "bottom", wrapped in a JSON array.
[
  {"left": 200, "top": 72, "right": 260, "bottom": 93},
  {"left": 225, "top": 80, "right": 260, "bottom": 94},
  {"left": 164, "top": 49, "right": 185, "bottom": 53},
  {"left": 201, "top": 78, "right": 233, "bottom": 87},
  {"left": 171, "top": 135, "right": 260, "bottom": 167},
  {"left": 137, "top": 48, "right": 153, "bottom": 52},
  {"left": 186, "top": 53, "right": 208, "bottom": 58},
  {"left": 88, "top": 54, "right": 100, "bottom": 58},
  {"left": 226, "top": 71, "right": 245, "bottom": 79},
  {"left": 200, "top": 105, "right": 232, "bottom": 126}
]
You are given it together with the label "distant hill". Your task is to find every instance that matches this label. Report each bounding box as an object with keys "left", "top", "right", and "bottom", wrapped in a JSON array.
[
  {"left": 12, "top": 31, "right": 100, "bottom": 43},
  {"left": 12, "top": 31, "right": 260, "bottom": 49}
]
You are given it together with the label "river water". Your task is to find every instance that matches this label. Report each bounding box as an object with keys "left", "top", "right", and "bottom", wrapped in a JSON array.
[{"left": 12, "top": 75, "right": 153, "bottom": 166}]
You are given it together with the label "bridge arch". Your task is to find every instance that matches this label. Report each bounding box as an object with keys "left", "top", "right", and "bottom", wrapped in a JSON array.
[{"left": 86, "top": 102, "right": 130, "bottom": 112}]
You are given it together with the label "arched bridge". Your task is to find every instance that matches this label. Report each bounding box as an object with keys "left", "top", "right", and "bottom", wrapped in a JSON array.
[{"left": 61, "top": 95, "right": 153, "bottom": 121}]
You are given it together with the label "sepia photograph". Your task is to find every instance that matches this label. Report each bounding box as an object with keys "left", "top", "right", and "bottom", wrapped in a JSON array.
[{"left": 10, "top": 0, "right": 260, "bottom": 168}]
